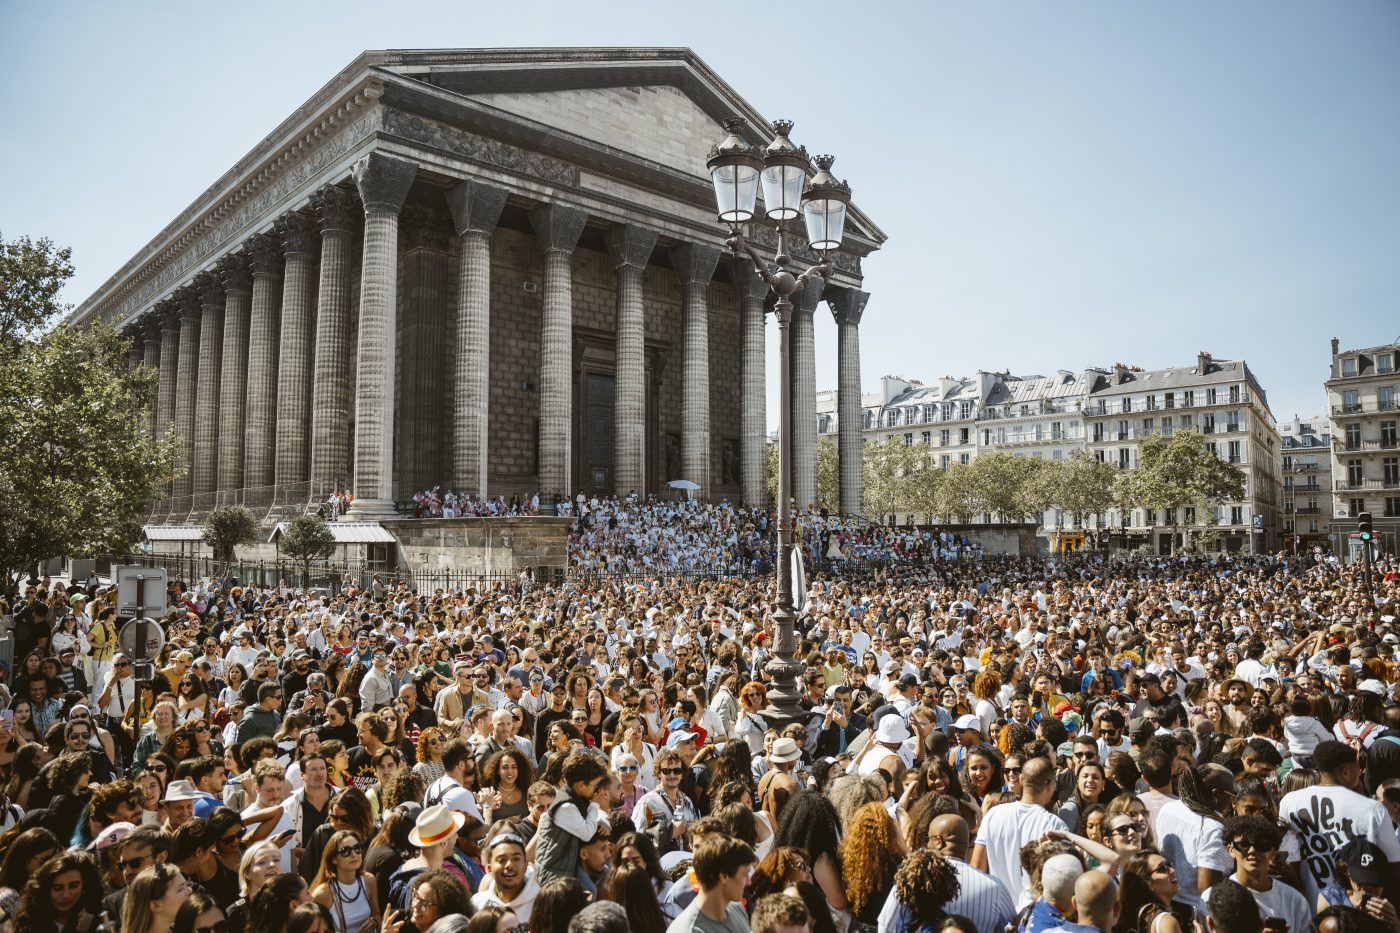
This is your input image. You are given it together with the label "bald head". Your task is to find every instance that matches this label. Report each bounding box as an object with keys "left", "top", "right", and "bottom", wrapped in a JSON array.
[
  {"left": 1073, "top": 870, "right": 1119, "bottom": 930},
  {"left": 1020, "top": 757, "right": 1057, "bottom": 803},
  {"left": 928, "top": 814, "right": 970, "bottom": 860}
]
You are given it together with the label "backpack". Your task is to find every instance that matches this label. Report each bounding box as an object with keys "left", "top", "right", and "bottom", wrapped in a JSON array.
[
  {"left": 387, "top": 864, "right": 427, "bottom": 913},
  {"left": 1342, "top": 719, "right": 1380, "bottom": 753}
]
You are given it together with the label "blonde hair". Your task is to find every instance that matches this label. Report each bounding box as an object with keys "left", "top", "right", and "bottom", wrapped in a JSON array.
[{"left": 238, "top": 840, "right": 281, "bottom": 896}]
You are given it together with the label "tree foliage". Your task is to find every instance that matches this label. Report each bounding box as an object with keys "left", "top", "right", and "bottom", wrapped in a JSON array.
[
  {"left": 1118, "top": 430, "right": 1247, "bottom": 552},
  {"left": 862, "top": 437, "right": 923, "bottom": 522},
  {"left": 1055, "top": 450, "right": 1120, "bottom": 529},
  {"left": 934, "top": 461, "right": 983, "bottom": 523},
  {"left": 279, "top": 514, "right": 336, "bottom": 585},
  {"left": 0, "top": 234, "right": 178, "bottom": 588},
  {"left": 203, "top": 506, "right": 260, "bottom": 564}
]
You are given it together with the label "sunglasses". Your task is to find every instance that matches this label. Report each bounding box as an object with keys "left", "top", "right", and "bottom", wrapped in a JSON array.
[
  {"left": 336, "top": 844, "right": 364, "bottom": 857},
  {"left": 70, "top": 733, "right": 91, "bottom": 742},
  {"left": 196, "top": 924, "right": 229, "bottom": 933},
  {"left": 332, "top": 811, "right": 351, "bottom": 821},
  {"left": 617, "top": 765, "right": 639, "bottom": 772},
  {"left": 219, "top": 833, "right": 243, "bottom": 847},
  {"left": 428, "top": 735, "right": 444, "bottom": 746},
  {"left": 1110, "top": 822, "right": 1146, "bottom": 836},
  {"left": 117, "top": 855, "right": 150, "bottom": 871},
  {"left": 659, "top": 767, "right": 684, "bottom": 776},
  {"left": 149, "top": 764, "right": 168, "bottom": 774},
  {"left": 1003, "top": 767, "right": 1022, "bottom": 775}
]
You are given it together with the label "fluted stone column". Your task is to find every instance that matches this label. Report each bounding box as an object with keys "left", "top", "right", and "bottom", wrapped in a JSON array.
[
  {"left": 345, "top": 152, "right": 418, "bottom": 520},
  {"left": 396, "top": 205, "right": 452, "bottom": 501},
  {"left": 172, "top": 288, "right": 201, "bottom": 499},
  {"left": 156, "top": 302, "right": 179, "bottom": 495},
  {"left": 830, "top": 288, "right": 869, "bottom": 517},
  {"left": 245, "top": 235, "right": 282, "bottom": 489},
  {"left": 790, "top": 278, "right": 823, "bottom": 511},
  {"left": 732, "top": 263, "right": 768, "bottom": 507},
  {"left": 309, "top": 185, "right": 359, "bottom": 493},
  {"left": 528, "top": 204, "right": 587, "bottom": 504},
  {"left": 274, "top": 212, "right": 320, "bottom": 490},
  {"left": 193, "top": 272, "right": 224, "bottom": 497},
  {"left": 446, "top": 180, "right": 508, "bottom": 498},
  {"left": 672, "top": 244, "right": 722, "bottom": 500},
  {"left": 604, "top": 224, "right": 657, "bottom": 498},
  {"left": 142, "top": 318, "right": 161, "bottom": 442},
  {"left": 218, "top": 254, "right": 251, "bottom": 493}
]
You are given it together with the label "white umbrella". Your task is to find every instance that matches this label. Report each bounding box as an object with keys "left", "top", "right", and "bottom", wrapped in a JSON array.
[{"left": 667, "top": 480, "right": 700, "bottom": 490}]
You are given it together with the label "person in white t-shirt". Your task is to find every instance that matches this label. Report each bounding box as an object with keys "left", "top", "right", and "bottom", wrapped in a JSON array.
[
  {"left": 971, "top": 757, "right": 1067, "bottom": 907},
  {"left": 1202, "top": 815, "right": 1311, "bottom": 933},
  {"left": 1280, "top": 740, "right": 1400, "bottom": 907},
  {"left": 1155, "top": 764, "right": 1237, "bottom": 914}
]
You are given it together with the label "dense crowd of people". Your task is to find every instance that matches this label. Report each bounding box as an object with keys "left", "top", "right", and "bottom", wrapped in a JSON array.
[
  {"left": 0, "top": 540, "right": 1397, "bottom": 933},
  {"left": 407, "top": 491, "right": 546, "bottom": 520}
]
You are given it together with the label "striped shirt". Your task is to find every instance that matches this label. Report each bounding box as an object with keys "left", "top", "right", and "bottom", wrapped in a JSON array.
[{"left": 876, "top": 858, "right": 1017, "bottom": 933}]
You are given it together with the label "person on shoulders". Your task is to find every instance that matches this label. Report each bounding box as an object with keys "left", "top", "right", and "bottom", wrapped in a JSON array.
[{"left": 534, "top": 752, "right": 609, "bottom": 887}]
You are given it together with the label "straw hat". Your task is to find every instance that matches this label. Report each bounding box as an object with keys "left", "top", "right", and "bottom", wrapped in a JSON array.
[{"left": 409, "top": 804, "right": 465, "bottom": 848}]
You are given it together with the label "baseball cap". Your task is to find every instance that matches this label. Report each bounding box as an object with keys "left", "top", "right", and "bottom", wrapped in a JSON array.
[
  {"left": 1340, "top": 839, "right": 1387, "bottom": 886},
  {"left": 953, "top": 714, "right": 982, "bottom": 733},
  {"left": 666, "top": 730, "right": 699, "bottom": 748}
]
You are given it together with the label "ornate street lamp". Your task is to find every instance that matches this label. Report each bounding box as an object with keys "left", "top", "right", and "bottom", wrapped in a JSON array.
[{"left": 706, "top": 117, "right": 851, "bottom": 729}]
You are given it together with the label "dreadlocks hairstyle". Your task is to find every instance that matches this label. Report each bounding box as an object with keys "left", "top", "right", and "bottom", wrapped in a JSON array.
[
  {"left": 893, "top": 849, "right": 961, "bottom": 929},
  {"left": 1177, "top": 764, "right": 1228, "bottom": 821}
]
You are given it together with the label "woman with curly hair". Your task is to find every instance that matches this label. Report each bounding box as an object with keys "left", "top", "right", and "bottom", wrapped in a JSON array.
[
  {"left": 960, "top": 746, "right": 1004, "bottom": 809},
  {"left": 971, "top": 668, "right": 1003, "bottom": 735},
  {"left": 412, "top": 726, "right": 447, "bottom": 786},
  {"left": 841, "top": 801, "right": 906, "bottom": 929},
  {"left": 13, "top": 850, "right": 108, "bottom": 933},
  {"left": 0, "top": 827, "right": 59, "bottom": 918},
  {"left": 748, "top": 846, "right": 813, "bottom": 909},
  {"left": 480, "top": 746, "right": 533, "bottom": 822},
  {"left": 159, "top": 726, "right": 197, "bottom": 763},
  {"left": 1058, "top": 760, "right": 1111, "bottom": 835},
  {"left": 881, "top": 849, "right": 962, "bottom": 933},
  {"left": 775, "top": 789, "right": 847, "bottom": 912}
]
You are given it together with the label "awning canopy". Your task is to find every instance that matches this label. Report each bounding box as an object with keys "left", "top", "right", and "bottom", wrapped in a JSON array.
[
  {"left": 143, "top": 525, "right": 204, "bottom": 541},
  {"left": 268, "top": 522, "right": 396, "bottom": 545}
]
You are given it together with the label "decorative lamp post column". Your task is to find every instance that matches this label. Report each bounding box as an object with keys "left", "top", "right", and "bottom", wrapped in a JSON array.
[{"left": 705, "top": 117, "right": 851, "bottom": 728}]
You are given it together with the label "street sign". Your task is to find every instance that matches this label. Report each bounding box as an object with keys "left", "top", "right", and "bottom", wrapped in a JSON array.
[
  {"left": 118, "top": 617, "right": 166, "bottom": 661},
  {"left": 115, "top": 566, "right": 167, "bottom": 619}
]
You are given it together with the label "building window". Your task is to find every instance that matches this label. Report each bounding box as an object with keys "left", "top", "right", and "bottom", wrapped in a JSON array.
[
  {"left": 1385, "top": 457, "right": 1399, "bottom": 486},
  {"left": 1207, "top": 388, "right": 1218, "bottom": 405},
  {"left": 1310, "top": 521, "right": 1318, "bottom": 532},
  {"left": 1383, "top": 421, "right": 1397, "bottom": 448},
  {"left": 1117, "top": 420, "right": 1129, "bottom": 441},
  {"left": 1348, "top": 459, "right": 1363, "bottom": 486},
  {"left": 940, "top": 429, "right": 950, "bottom": 447},
  {"left": 1344, "top": 389, "right": 1360, "bottom": 413},
  {"left": 1184, "top": 390, "right": 1195, "bottom": 407},
  {"left": 1122, "top": 398, "right": 1133, "bottom": 413},
  {"left": 1229, "top": 385, "right": 1241, "bottom": 403},
  {"left": 1051, "top": 421, "right": 1063, "bottom": 440},
  {"left": 1164, "top": 392, "right": 1175, "bottom": 409},
  {"left": 1228, "top": 441, "right": 1241, "bottom": 463},
  {"left": 904, "top": 433, "right": 913, "bottom": 446},
  {"left": 1202, "top": 413, "right": 1216, "bottom": 434},
  {"left": 1231, "top": 506, "right": 1243, "bottom": 525},
  {"left": 959, "top": 453, "right": 970, "bottom": 465},
  {"left": 1380, "top": 354, "right": 1395, "bottom": 374},
  {"left": 982, "top": 429, "right": 991, "bottom": 446},
  {"left": 1162, "top": 417, "right": 1174, "bottom": 438},
  {"left": 1118, "top": 448, "right": 1131, "bottom": 469},
  {"left": 922, "top": 431, "right": 931, "bottom": 445},
  {"left": 1145, "top": 395, "right": 1157, "bottom": 410},
  {"left": 1146, "top": 509, "right": 1157, "bottom": 526},
  {"left": 941, "top": 402, "right": 953, "bottom": 421},
  {"left": 1342, "top": 357, "right": 1358, "bottom": 376},
  {"left": 1385, "top": 497, "right": 1400, "bottom": 518},
  {"left": 1093, "top": 423, "right": 1104, "bottom": 442},
  {"left": 960, "top": 428, "right": 970, "bottom": 445},
  {"left": 1185, "top": 507, "right": 1196, "bottom": 524},
  {"left": 940, "top": 455, "right": 950, "bottom": 471},
  {"left": 1180, "top": 414, "right": 1194, "bottom": 430},
  {"left": 1346, "top": 424, "right": 1361, "bottom": 450},
  {"left": 1095, "top": 450, "right": 1106, "bottom": 463},
  {"left": 1142, "top": 418, "right": 1154, "bottom": 436},
  {"left": 960, "top": 401, "right": 973, "bottom": 419},
  {"left": 1350, "top": 497, "right": 1364, "bottom": 517},
  {"left": 1381, "top": 387, "right": 1397, "bottom": 411},
  {"left": 1207, "top": 441, "right": 1218, "bottom": 457},
  {"left": 1226, "top": 410, "right": 1241, "bottom": 432}
]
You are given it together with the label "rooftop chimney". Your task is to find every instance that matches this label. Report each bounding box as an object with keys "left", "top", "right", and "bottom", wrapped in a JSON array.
[
  {"left": 1196, "top": 351, "right": 1212, "bottom": 374},
  {"left": 1331, "top": 337, "right": 1340, "bottom": 356}
]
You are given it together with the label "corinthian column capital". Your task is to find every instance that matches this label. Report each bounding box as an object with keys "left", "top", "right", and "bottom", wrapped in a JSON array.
[
  {"left": 671, "top": 243, "right": 721, "bottom": 287},
  {"left": 175, "top": 285, "right": 201, "bottom": 322},
  {"left": 528, "top": 203, "right": 587, "bottom": 254},
  {"left": 310, "top": 184, "right": 361, "bottom": 234},
  {"left": 276, "top": 211, "right": 321, "bottom": 257},
  {"left": 603, "top": 224, "right": 657, "bottom": 271},
  {"left": 352, "top": 152, "right": 417, "bottom": 215},
  {"left": 218, "top": 253, "right": 252, "bottom": 294},
  {"left": 828, "top": 287, "right": 869, "bottom": 327},
  {"left": 195, "top": 271, "right": 225, "bottom": 310},
  {"left": 247, "top": 234, "right": 282, "bottom": 277},
  {"left": 446, "top": 179, "right": 508, "bottom": 237}
]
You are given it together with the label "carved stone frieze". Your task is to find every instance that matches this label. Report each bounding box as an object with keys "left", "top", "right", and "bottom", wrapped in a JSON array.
[{"left": 383, "top": 110, "right": 579, "bottom": 187}]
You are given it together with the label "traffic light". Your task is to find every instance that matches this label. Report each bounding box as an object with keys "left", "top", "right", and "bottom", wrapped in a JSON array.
[{"left": 1359, "top": 511, "right": 1373, "bottom": 541}]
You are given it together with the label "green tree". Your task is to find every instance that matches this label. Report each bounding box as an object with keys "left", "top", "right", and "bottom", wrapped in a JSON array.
[
  {"left": 905, "top": 458, "right": 945, "bottom": 524},
  {"left": 278, "top": 514, "right": 336, "bottom": 586},
  {"left": 203, "top": 506, "right": 260, "bottom": 565},
  {"left": 0, "top": 234, "right": 178, "bottom": 588},
  {"left": 934, "top": 460, "right": 982, "bottom": 523},
  {"left": 1119, "top": 430, "right": 1246, "bottom": 553},
  {"left": 862, "top": 437, "right": 921, "bottom": 523},
  {"left": 1056, "top": 450, "right": 1120, "bottom": 546},
  {"left": 970, "top": 453, "right": 1040, "bottom": 522}
]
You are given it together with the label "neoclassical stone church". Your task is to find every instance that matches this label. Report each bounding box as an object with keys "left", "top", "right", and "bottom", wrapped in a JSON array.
[{"left": 74, "top": 48, "right": 885, "bottom": 523}]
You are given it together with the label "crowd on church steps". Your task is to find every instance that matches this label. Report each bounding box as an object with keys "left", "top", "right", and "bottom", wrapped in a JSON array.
[{"left": 0, "top": 538, "right": 1397, "bottom": 933}]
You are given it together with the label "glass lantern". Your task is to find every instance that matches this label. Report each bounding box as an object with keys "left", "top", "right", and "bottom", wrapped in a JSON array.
[
  {"left": 801, "top": 155, "right": 850, "bottom": 253},
  {"left": 760, "top": 120, "right": 810, "bottom": 222},
  {"left": 706, "top": 118, "right": 762, "bottom": 224}
]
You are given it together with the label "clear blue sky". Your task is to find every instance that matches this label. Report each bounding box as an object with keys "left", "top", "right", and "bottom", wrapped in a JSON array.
[{"left": 3, "top": 0, "right": 1397, "bottom": 428}]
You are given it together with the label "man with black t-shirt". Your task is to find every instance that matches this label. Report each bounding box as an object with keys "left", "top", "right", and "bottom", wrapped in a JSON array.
[
  {"left": 534, "top": 682, "right": 571, "bottom": 756},
  {"left": 346, "top": 713, "right": 389, "bottom": 793},
  {"left": 1133, "top": 672, "right": 1187, "bottom": 730}
]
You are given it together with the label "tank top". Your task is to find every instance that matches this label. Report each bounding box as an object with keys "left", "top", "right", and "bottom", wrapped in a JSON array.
[{"left": 331, "top": 877, "right": 371, "bottom": 933}]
